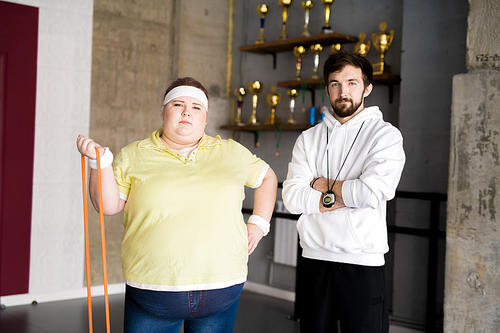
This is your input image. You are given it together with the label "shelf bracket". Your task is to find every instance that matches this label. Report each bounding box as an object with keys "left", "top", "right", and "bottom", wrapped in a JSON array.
[
  {"left": 377, "top": 82, "right": 395, "bottom": 103},
  {"left": 373, "top": 75, "right": 401, "bottom": 104}
]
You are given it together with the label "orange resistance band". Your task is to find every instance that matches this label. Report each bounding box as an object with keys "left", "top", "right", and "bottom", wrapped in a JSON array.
[
  {"left": 81, "top": 148, "right": 111, "bottom": 333},
  {"left": 81, "top": 155, "right": 93, "bottom": 333}
]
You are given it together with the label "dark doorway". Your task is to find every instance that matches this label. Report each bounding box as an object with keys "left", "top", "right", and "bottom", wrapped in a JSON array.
[{"left": 0, "top": 1, "right": 38, "bottom": 297}]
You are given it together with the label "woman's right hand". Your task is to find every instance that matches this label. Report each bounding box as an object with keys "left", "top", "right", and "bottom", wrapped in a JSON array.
[{"left": 76, "top": 134, "right": 105, "bottom": 159}]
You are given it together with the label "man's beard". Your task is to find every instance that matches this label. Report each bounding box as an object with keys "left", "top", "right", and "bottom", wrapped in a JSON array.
[{"left": 332, "top": 97, "right": 363, "bottom": 118}]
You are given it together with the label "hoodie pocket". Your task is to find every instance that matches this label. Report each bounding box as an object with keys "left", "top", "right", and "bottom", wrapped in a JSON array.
[{"left": 297, "top": 208, "right": 365, "bottom": 254}]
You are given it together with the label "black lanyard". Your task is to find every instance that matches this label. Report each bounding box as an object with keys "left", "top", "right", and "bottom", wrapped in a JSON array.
[{"left": 326, "top": 121, "right": 365, "bottom": 194}]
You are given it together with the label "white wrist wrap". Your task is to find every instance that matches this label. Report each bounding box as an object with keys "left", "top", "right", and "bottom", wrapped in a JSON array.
[
  {"left": 248, "top": 215, "right": 270, "bottom": 236},
  {"left": 89, "top": 147, "right": 113, "bottom": 170}
]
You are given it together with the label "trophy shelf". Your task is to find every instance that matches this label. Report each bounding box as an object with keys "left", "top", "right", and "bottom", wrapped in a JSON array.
[
  {"left": 239, "top": 33, "right": 358, "bottom": 55},
  {"left": 277, "top": 74, "right": 401, "bottom": 103},
  {"left": 221, "top": 123, "right": 313, "bottom": 147},
  {"left": 220, "top": 123, "right": 312, "bottom": 131}
]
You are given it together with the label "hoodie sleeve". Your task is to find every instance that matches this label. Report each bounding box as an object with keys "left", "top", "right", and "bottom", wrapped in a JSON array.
[
  {"left": 282, "top": 133, "right": 323, "bottom": 215},
  {"left": 342, "top": 126, "right": 405, "bottom": 209}
]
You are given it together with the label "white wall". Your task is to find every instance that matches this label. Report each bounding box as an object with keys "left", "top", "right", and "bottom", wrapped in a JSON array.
[{"left": 2, "top": 0, "right": 94, "bottom": 296}]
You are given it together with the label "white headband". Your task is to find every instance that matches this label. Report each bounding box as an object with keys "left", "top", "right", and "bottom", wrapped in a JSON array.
[{"left": 163, "top": 86, "right": 208, "bottom": 111}]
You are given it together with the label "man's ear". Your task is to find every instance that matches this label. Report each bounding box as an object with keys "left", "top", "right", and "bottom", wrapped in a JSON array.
[{"left": 363, "top": 83, "right": 373, "bottom": 98}]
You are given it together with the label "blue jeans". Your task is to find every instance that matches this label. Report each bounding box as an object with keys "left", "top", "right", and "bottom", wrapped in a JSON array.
[{"left": 124, "top": 283, "right": 244, "bottom": 333}]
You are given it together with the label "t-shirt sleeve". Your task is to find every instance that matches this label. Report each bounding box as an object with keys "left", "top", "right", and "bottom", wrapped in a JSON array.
[
  {"left": 231, "top": 139, "right": 268, "bottom": 188},
  {"left": 112, "top": 148, "right": 131, "bottom": 200}
]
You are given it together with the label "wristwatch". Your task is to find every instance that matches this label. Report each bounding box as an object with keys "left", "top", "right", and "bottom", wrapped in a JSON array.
[{"left": 322, "top": 190, "right": 335, "bottom": 208}]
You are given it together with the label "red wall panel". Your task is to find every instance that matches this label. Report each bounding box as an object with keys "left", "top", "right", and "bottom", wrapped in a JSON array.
[{"left": 0, "top": 1, "right": 38, "bottom": 297}]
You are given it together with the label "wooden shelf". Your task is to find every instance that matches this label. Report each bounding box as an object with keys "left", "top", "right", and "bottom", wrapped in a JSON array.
[
  {"left": 277, "top": 74, "right": 401, "bottom": 90},
  {"left": 277, "top": 74, "right": 401, "bottom": 103},
  {"left": 372, "top": 73, "right": 401, "bottom": 85},
  {"left": 277, "top": 78, "right": 323, "bottom": 89},
  {"left": 234, "top": 28, "right": 402, "bottom": 150},
  {"left": 239, "top": 32, "right": 358, "bottom": 55},
  {"left": 221, "top": 123, "right": 313, "bottom": 147},
  {"left": 221, "top": 123, "right": 312, "bottom": 132}
]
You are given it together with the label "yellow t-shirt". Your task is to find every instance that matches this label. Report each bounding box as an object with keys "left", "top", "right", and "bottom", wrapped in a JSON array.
[{"left": 113, "top": 129, "right": 267, "bottom": 291}]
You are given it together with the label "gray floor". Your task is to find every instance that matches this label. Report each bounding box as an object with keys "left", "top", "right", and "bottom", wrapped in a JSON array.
[{"left": 0, "top": 290, "right": 301, "bottom": 333}]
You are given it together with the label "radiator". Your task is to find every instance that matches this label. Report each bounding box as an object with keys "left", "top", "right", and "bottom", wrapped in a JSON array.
[{"left": 273, "top": 200, "right": 298, "bottom": 267}]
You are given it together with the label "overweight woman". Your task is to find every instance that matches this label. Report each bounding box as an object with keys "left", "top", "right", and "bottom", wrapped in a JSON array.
[{"left": 77, "top": 77, "right": 277, "bottom": 333}]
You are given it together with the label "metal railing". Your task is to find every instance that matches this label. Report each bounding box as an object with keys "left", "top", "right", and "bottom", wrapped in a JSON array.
[
  {"left": 243, "top": 189, "right": 447, "bottom": 332},
  {"left": 390, "top": 191, "right": 447, "bottom": 332}
]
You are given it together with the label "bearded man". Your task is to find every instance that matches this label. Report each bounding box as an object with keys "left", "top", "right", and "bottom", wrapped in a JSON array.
[{"left": 283, "top": 51, "right": 406, "bottom": 333}]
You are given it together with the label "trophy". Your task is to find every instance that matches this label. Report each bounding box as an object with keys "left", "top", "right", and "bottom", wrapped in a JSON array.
[
  {"left": 331, "top": 43, "right": 343, "bottom": 53},
  {"left": 293, "top": 46, "right": 306, "bottom": 80},
  {"left": 247, "top": 81, "right": 263, "bottom": 125},
  {"left": 311, "top": 44, "right": 323, "bottom": 79},
  {"left": 301, "top": 1, "right": 314, "bottom": 37},
  {"left": 256, "top": 5, "right": 269, "bottom": 44},
  {"left": 372, "top": 22, "right": 394, "bottom": 75},
  {"left": 234, "top": 87, "right": 246, "bottom": 125},
  {"left": 265, "top": 86, "right": 282, "bottom": 125},
  {"left": 278, "top": 0, "right": 293, "bottom": 40},
  {"left": 354, "top": 32, "right": 370, "bottom": 57},
  {"left": 286, "top": 89, "right": 299, "bottom": 124},
  {"left": 320, "top": 0, "right": 334, "bottom": 34}
]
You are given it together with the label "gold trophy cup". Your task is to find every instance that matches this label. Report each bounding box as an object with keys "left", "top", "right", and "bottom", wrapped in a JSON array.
[
  {"left": 278, "top": 0, "right": 293, "bottom": 40},
  {"left": 234, "top": 87, "right": 246, "bottom": 125},
  {"left": 311, "top": 44, "right": 323, "bottom": 79},
  {"left": 331, "top": 43, "right": 343, "bottom": 53},
  {"left": 321, "top": 0, "right": 334, "bottom": 34},
  {"left": 301, "top": 1, "right": 314, "bottom": 37},
  {"left": 247, "top": 81, "right": 263, "bottom": 125},
  {"left": 372, "top": 22, "right": 394, "bottom": 75},
  {"left": 354, "top": 32, "right": 370, "bottom": 57},
  {"left": 256, "top": 5, "right": 269, "bottom": 44},
  {"left": 293, "top": 46, "right": 306, "bottom": 80},
  {"left": 286, "top": 89, "right": 300, "bottom": 124},
  {"left": 265, "top": 86, "right": 282, "bottom": 125}
]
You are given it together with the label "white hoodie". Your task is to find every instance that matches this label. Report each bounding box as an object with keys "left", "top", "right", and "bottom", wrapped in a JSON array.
[{"left": 282, "top": 106, "right": 405, "bottom": 266}]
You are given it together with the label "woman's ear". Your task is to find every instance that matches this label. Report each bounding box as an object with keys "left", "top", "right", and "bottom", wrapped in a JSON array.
[{"left": 363, "top": 83, "right": 373, "bottom": 98}]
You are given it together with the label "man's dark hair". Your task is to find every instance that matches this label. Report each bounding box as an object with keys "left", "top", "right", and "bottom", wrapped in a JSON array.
[{"left": 323, "top": 51, "right": 373, "bottom": 88}]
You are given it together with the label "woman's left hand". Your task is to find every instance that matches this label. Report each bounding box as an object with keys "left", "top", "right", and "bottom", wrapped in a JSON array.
[{"left": 247, "top": 224, "right": 264, "bottom": 255}]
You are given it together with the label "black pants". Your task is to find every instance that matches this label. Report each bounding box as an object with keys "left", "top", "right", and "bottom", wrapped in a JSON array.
[{"left": 299, "top": 258, "right": 389, "bottom": 333}]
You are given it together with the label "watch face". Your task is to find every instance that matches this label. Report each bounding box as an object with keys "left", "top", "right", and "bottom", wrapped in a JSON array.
[{"left": 322, "top": 191, "right": 335, "bottom": 208}]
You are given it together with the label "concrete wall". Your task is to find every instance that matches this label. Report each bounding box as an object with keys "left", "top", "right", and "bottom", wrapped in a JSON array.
[
  {"left": 445, "top": 0, "right": 500, "bottom": 331},
  {"left": 447, "top": 71, "right": 500, "bottom": 332},
  {"left": 4, "top": 4, "right": 493, "bottom": 332},
  {"left": 3, "top": 0, "right": 232, "bottom": 305},
  {"left": 89, "top": 0, "right": 178, "bottom": 285},
  {"left": 88, "top": 0, "right": 231, "bottom": 285},
  {"left": 176, "top": 0, "right": 232, "bottom": 138}
]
